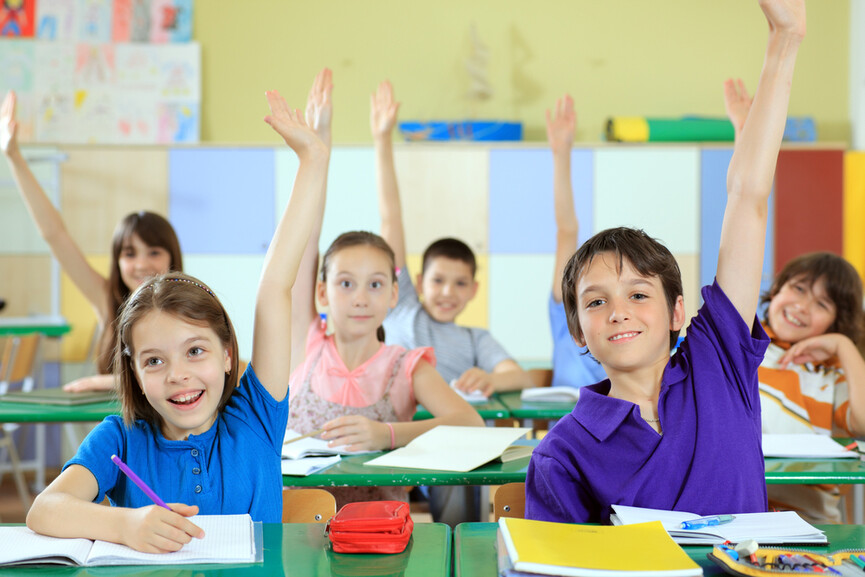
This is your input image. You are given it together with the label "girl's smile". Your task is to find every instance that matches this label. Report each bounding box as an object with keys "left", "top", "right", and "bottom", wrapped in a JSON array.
[{"left": 130, "top": 310, "right": 231, "bottom": 440}]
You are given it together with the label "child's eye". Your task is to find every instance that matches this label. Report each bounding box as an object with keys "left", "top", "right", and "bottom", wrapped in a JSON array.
[
  {"left": 793, "top": 284, "right": 805, "bottom": 293},
  {"left": 632, "top": 293, "right": 648, "bottom": 301},
  {"left": 188, "top": 346, "right": 204, "bottom": 357},
  {"left": 457, "top": 281, "right": 469, "bottom": 288},
  {"left": 370, "top": 281, "right": 382, "bottom": 289},
  {"left": 432, "top": 277, "right": 443, "bottom": 284},
  {"left": 144, "top": 357, "right": 163, "bottom": 367},
  {"left": 586, "top": 299, "right": 604, "bottom": 309},
  {"left": 339, "top": 280, "right": 353, "bottom": 289}
]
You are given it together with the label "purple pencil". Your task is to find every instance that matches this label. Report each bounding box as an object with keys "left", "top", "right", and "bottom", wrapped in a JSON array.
[{"left": 110, "top": 454, "right": 171, "bottom": 510}]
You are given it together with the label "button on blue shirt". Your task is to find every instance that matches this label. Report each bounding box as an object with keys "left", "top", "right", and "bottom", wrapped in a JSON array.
[{"left": 64, "top": 364, "right": 288, "bottom": 523}]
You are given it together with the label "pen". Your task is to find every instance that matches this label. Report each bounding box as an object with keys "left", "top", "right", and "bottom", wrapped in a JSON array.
[
  {"left": 283, "top": 428, "right": 325, "bottom": 445},
  {"left": 680, "top": 514, "right": 735, "bottom": 530},
  {"left": 111, "top": 454, "right": 170, "bottom": 510}
]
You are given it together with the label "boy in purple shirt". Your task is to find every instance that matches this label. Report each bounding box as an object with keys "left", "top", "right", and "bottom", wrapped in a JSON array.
[{"left": 526, "top": 0, "right": 806, "bottom": 524}]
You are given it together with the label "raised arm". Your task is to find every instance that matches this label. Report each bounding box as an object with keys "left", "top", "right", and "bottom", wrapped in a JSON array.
[
  {"left": 371, "top": 81, "right": 407, "bottom": 269},
  {"left": 1, "top": 91, "right": 111, "bottom": 323},
  {"left": 255, "top": 90, "right": 329, "bottom": 399},
  {"left": 290, "top": 69, "right": 333, "bottom": 374},
  {"left": 717, "top": 0, "right": 805, "bottom": 324},
  {"left": 548, "top": 94, "right": 578, "bottom": 304},
  {"left": 723, "top": 78, "right": 753, "bottom": 141}
]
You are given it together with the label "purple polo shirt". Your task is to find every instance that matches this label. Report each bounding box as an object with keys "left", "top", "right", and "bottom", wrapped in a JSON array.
[{"left": 526, "top": 281, "right": 769, "bottom": 524}]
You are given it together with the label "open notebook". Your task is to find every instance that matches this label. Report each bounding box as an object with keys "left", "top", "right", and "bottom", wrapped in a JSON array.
[
  {"left": 0, "top": 515, "right": 259, "bottom": 567},
  {"left": 364, "top": 426, "right": 532, "bottom": 472},
  {"left": 610, "top": 505, "right": 826, "bottom": 545},
  {"left": 282, "top": 429, "right": 376, "bottom": 460},
  {"left": 520, "top": 386, "right": 580, "bottom": 404},
  {"left": 762, "top": 434, "right": 858, "bottom": 459}
]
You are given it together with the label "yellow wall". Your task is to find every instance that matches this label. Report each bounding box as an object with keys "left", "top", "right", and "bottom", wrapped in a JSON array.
[{"left": 194, "top": 0, "right": 850, "bottom": 144}]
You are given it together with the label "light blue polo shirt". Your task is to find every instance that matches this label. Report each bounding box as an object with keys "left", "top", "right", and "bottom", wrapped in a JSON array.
[{"left": 64, "top": 364, "right": 288, "bottom": 523}]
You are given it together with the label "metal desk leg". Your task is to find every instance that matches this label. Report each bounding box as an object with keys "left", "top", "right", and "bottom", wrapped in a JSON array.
[
  {"left": 480, "top": 485, "right": 490, "bottom": 521},
  {"left": 855, "top": 485, "right": 864, "bottom": 525}
]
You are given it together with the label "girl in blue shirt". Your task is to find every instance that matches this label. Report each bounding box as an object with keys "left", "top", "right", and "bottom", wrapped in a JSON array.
[{"left": 25, "top": 82, "right": 330, "bottom": 553}]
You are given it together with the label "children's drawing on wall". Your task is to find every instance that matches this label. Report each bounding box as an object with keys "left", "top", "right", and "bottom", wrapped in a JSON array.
[
  {"left": 2, "top": 39, "right": 199, "bottom": 143},
  {"left": 0, "top": 42, "right": 35, "bottom": 93},
  {"left": 158, "top": 45, "right": 200, "bottom": 100},
  {"left": 1, "top": 0, "right": 35, "bottom": 37},
  {"left": 36, "top": 0, "right": 76, "bottom": 41},
  {"left": 35, "top": 43, "right": 76, "bottom": 93},
  {"left": 35, "top": 91, "right": 74, "bottom": 142},
  {"left": 149, "top": 0, "right": 191, "bottom": 43},
  {"left": 75, "top": 88, "right": 114, "bottom": 142},
  {"left": 114, "top": 44, "right": 159, "bottom": 90},
  {"left": 74, "top": 43, "right": 115, "bottom": 85},
  {"left": 114, "top": 95, "right": 155, "bottom": 143},
  {"left": 111, "top": 0, "right": 149, "bottom": 42},
  {"left": 157, "top": 101, "right": 197, "bottom": 143},
  {"left": 77, "top": 0, "right": 112, "bottom": 42},
  {"left": 466, "top": 22, "right": 493, "bottom": 109}
]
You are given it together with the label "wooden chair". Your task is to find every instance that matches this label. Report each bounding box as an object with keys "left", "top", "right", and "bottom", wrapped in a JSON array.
[
  {"left": 0, "top": 334, "right": 42, "bottom": 515},
  {"left": 282, "top": 488, "right": 336, "bottom": 523},
  {"left": 493, "top": 482, "right": 525, "bottom": 521},
  {"left": 527, "top": 369, "right": 553, "bottom": 389}
]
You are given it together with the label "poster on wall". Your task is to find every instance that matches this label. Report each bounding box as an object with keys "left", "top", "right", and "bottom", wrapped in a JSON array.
[
  {"left": 1, "top": 0, "right": 36, "bottom": 37},
  {"left": 0, "top": 39, "right": 200, "bottom": 143}
]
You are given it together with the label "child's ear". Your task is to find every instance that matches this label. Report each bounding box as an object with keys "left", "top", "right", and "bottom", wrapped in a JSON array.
[
  {"left": 415, "top": 272, "right": 424, "bottom": 292},
  {"left": 223, "top": 348, "right": 231, "bottom": 374},
  {"left": 470, "top": 280, "right": 479, "bottom": 300},
  {"left": 316, "top": 280, "right": 328, "bottom": 307},
  {"left": 389, "top": 280, "right": 399, "bottom": 308},
  {"left": 669, "top": 295, "right": 686, "bottom": 331}
]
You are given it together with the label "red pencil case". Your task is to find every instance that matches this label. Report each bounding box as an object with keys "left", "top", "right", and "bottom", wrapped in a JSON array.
[{"left": 326, "top": 501, "right": 414, "bottom": 554}]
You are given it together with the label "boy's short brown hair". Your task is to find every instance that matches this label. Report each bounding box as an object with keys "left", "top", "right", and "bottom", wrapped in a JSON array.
[
  {"left": 421, "top": 238, "right": 477, "bottom": 277},
  {"left": 562, "top": 227, "right": 683, "bottom": 350},
  {"left": 761, "top": 252, "right": 864, "bottom": 344}
]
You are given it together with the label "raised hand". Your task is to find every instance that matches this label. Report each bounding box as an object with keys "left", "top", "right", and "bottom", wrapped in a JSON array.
[
  {"left": 321, "top": 415, "right": 390, "bottom": 451},
  {"left": 121, "top": 503, "right": 204, "bottom": 554},
  {"left": 545, "top": 94, "right": 576, "bottom": 155},
  {"left": 1, "top": 91, "right": 19, "bottom": 156},
  {"left": 264, "top": 90, "right": 326, "bottom": 159},
  {"left": 723, "top": 78, "right": 752, "bottom": 139},
  {"left": 759, "top": 0, "right": 806, "bottom": 39},
  {"left": 305, "top": 68, "right": 333, "bottom": 148},
  {"left": 370, "top": 80, "right": 401, "bottom": 140}
]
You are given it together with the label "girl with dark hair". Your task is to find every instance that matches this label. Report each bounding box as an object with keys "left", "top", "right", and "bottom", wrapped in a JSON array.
[
  {"left": 287, "top": 70, "right": 482, "bottom": 510},
  {"left": 26, "top": 85, "right": 326, "bottom": 552},
  {"left": 1, "top": 91, "right": 182, "bottom": 391}
]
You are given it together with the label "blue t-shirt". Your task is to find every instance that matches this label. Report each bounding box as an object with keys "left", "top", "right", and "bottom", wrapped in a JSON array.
[
  {"left": 549, "top": 294, "right": 607, "bottom": 389},
  {"left": 64, "top": 365, "right": 288, "bottom": 523},
  {"left": 527, "top": 281, "right": 770, "bottom": 524}
]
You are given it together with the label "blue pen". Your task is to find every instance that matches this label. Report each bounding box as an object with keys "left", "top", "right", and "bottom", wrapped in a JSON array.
[{"left": 680, "top": 514, "right": 735, "bottom": 530}]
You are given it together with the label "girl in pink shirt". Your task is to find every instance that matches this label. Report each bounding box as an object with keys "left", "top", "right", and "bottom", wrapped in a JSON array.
[{"left": 286, "top": 70, "right": 482, "bottom": 507}]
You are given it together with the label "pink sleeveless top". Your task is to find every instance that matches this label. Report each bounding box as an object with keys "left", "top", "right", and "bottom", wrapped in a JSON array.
[{"left": 286, "top": 321, "right": 435, "bottom": 508}]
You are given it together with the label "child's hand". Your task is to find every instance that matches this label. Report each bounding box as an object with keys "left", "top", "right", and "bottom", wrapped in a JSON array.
[
  {"left": 370, "top": 80, "right": 400, "bottom": 140},
  {"left": 62, "top": 375, "right": 114, "bottom": 393},
  {"left": 264, "top": 90, "right": 327, "bottom": 159},
  {"left": 778, "top": 333, "right": 846, "bottom": 367},
  {"left": 321, "top": 415, "right": 389, "bottom": 451},
  {"left": 305, "top": 68, "right": 333, "bottom": 148},
  {"left": 723, "top": 79, "right": 752, "bottom": 138},
  {"left": 1, "top": 91, "right": 19, "bottom": 157},
  {"left": 121, "top": 503, "right": 204, "bottom": 554},
  {"left": 454, "top": 367, "right": 495, "bottom": 397},
  {"left": 545, "top": 94, "right": 575, "bottom": 155},
  {"left": 759, "top": 0, "right": 806, "bottom": 40}
]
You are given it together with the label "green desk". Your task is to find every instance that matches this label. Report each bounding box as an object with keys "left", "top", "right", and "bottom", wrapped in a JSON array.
[
  {"left": 414, "top": 394, "right": 510, "bottom": 421},
  {"left": 765, "top": 456, "right": 865, "bottom": 485},
  {"left": 454, "top": 522, "right": 865, "bottom": 577},
  {"left": 497, "top": 390, "right": 576, "bottom": 420},
  {"left": 0, "top": 400, "right": 119, "bottom": 423},
  {"left": 283, "top": 451, "right": 530, "bottom": 487},
  {"left": 0, "top": 315, "right": 71, "bottom": 337},
  {"left": 0, "top": 522, "right": 451, "bottom": 576}
]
